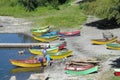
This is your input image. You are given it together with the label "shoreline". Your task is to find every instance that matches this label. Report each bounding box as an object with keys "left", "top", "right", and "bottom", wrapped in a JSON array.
[{"left": 0, "top": 16, "right": 119, "bottom": 80}]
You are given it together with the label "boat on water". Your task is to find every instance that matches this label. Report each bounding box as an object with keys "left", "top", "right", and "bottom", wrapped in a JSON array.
[{"left": 10, "top": 59, "right": 47, "bottom": 68}]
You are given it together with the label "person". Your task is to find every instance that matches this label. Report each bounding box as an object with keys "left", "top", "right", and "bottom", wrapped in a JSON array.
[
  {"left": 42, "top": 48, "right": 47, "bottom": 57},
  {"left": 46, "top": 42, "right": 50, "bottom": 49},
  {"left": 45, "top": 54, "right": 52, "bottom": 66},
  {"left": 37, "top": 56, "right": 44, "bottom": 68},
  {"left": 102, "top": 31, "right": 114, "bottom": 40}
]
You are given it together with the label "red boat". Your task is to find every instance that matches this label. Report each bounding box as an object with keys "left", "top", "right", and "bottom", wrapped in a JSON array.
[
  {"left": 59, "top": 30, "right": 80, "bottom": 36},
  {"left": 58, "top": 42, "right": 66, "bottom": 50},
  {"left": 114, "top": 72, "right": 120, "bottom": 76},
  {"left": 65, "top": 64, "right": 94, "bottom": 71}
]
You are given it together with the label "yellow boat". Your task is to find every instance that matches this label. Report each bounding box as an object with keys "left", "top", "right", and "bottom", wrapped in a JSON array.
[
  {"left": 10, "top": 59, "right": 47, "bottom": 68},
  {"left": 31, "top": 26, "right": 50, "bottom": 36},
  {"left": 29, "top": 47, "right": 59, "bottom": 55},
  {"left": 91, "top": 36, "right": 117, "bottom": 45},
  {"left": 106, "top": 43, "right": 120, "bottom": 50},
  {"left": 49, "top": 50, "right": 72, "bottom": 59},
  {"left": 33, "top": 35, "right": 58, "bottom": 42}
]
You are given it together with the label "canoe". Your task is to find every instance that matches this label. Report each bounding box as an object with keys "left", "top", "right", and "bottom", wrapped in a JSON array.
[
  {"left": 114, "top": 72, "right": 120, "bottom": 76},
  {"left": 42, "top": 30, "right": 59, "bottom": 36},
  {"left": 49, "top": 50, "right": 72, "bottom": 59},
  {"left": 10, "top": 59, "right": 47, "bottom": 67},
  {"left": 65, "top": 64, "right": 94, "bottom": 71},
  {"left": 33, "top": 35, "right": 58, "bottom": 42},
  {"left": 29, "top": 47, "right": 59, "bottom": 55},
  {"left": 114, "top": 68, "right": 120, "bottom": 72},
  {"left": 106, "top": 43, "right": 120, "bottom": 50},
  {"left": 65, "top": 66, "right": 98, "bottom": 75},
  {"left": 31, "top": 26, "right": 50, "bottom": 36},
  {"left": 10, "top": 67, "right": 42, "bottom": 74},
  {"left": 91, "top": 36, "right": 117, "bottom": 45},
  {"left": 59, "top": 30, "right": 80, "bottom": 36}
]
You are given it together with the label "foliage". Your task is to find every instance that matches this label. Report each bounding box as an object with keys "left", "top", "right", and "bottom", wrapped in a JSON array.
[
  {"left": 18, "top": 0, "right": 38, "bottom": 11},
  {"left": 79, "top": 0, "right": 120, "bottom": 24}
]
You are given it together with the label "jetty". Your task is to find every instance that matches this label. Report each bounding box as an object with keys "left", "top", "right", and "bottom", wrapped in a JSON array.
[{"left": 0, "top": 43, "right": 55, "bottom": 48}]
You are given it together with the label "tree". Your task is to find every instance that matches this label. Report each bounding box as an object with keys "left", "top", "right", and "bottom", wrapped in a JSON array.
[
  {"left": 79, "top": 0, "right": 120, "bottom": 24},
  {"left": 18, "top": 0, "right": 38, "bottom": 11}
]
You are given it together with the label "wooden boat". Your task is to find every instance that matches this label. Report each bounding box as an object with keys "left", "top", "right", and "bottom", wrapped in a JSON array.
[
  {"left": 65, "top": 65, "right": 98, "bottom": 75},
  {"left": 116, "top": 40, "right": 120, "bottom": 44},
  {"left": 59, "top": 30, "right": 80, "bottom": 36},
  {"left": 106, "top": 43, "right": 120, "bottom": 50},
  {"left": 29, "top": 47, "right": 59, "bottom": 55},
  {"left": 49, "top": 50, "right": 72, "bottom": 59},
  {"left": 114, "top": 72, "right": 120, "bottom": 76},
  {"left": 33, "top": 35, "right": 58, "bottom": 42},
  {"left": 91, "top": 36, "right": 117, "bottom": 45},
  {"left": 10, "top": 67, "right": 42, "bottom": 74},
  {"left": 31, "top": 26, "right": 50, "bottom": 36},
  {"left": 65, "top": 64, "right": 94, "bottom": 71},
  {"left": 10, "top": 59, "right": 47, "bottom": 68}
]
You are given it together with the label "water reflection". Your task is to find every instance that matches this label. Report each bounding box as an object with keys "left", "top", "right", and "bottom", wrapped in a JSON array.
[{"left": 0, "top": 33, "right": 39, "bottom": 80}]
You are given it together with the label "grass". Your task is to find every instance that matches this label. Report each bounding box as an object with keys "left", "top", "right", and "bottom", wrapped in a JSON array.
[{"left": 0, "top": 1, "right": 87, "bottom": 29}]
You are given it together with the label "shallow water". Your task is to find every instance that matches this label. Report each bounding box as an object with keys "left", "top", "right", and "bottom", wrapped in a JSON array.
[{"left": 0, "top": 33, "right": 42, "bottom": 80}]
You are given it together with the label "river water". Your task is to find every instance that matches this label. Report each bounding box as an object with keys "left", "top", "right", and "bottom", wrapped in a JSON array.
[{"left": 0, "top": 33, "right": 42, "bottom": 80}]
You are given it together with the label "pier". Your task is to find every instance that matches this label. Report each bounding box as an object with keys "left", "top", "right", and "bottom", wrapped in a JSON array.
[{"left": 0, "top": 43, "right": 51, "bottom": 48}]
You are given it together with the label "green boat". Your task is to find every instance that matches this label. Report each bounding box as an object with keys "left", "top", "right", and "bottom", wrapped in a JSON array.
[
  {"left": 65, "top": 66, "right": 98, "bottom": 75},
  {"left": 106, "top": 43, "right": 120, "bottom": 50}
]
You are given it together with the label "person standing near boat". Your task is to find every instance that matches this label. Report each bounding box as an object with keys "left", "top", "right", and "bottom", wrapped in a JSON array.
[
  {"left": 46, "top": 42, "right": 50, "bottom": 49},
  {"left": 102, "top": 31, "right": 114, "bottom": 40}
]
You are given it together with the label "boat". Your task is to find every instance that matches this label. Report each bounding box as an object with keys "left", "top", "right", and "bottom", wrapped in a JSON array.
[
  {"left": 116, "top": 40, "right": 120, "bottom": 44},
  {"left": 10, "top": 67, "right": 42, "bottom": 74},
  {"left": 114, "top": 72, "right": 120, "bottom": 76},
  {"left": 33, "top": 35, "right": 58, "bottom": 42},
  {"left": 65, "top": 64, "right": 94, "bottom": 71},
  {"left": 91, "top": 36, "right": 117, "bottom": 45},
  {"left": 106, "top": 43, "right": 120, "bottom": 50},
  {"left": 114, "top": 68, "right": 120, "bottom": 72},
  {"left": 59, "top": 30, "right": 80, "bottom": 36},
  {"left": 10, "top": 59, "right": 47, "bottom": 68},
  {"left": 31, "top": 26, "right": 50, "bottom": 36},
  {"left": 29, "top": 47, "right": 59, "bottom": 55},
  {"left": 42, "top": 30, "right": 59, "bottom": 36},
  {"left": 49, "top": 50, "right": 72, "bottom": 59},
  {"left": 65, "top": 65, "right": 98, "bottom": 75}
]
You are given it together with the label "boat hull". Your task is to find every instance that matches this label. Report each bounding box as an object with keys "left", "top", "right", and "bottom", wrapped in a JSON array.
[
  {"left": 106, "top": 43, "right": 120, "bottom": 50},
  {"left": 59, "top": 30, "right": 80, "bottom": 36},
  {"left": 114, "top": 72, "right": 120, "bottom": 76},
  {"left": 33, "top": 35, "right": 58, "bottom": 42},
  {"left": 29, "top": 47, "right": 59, "bottom": 55},
  {"left": 65, "top": 66, "right": 98, "bottom": 75},
  {"left": 50, "top": 50, "right": 72, "bottom": 59},
  {"left": 91, "top": 37, "right": 117, "bottom": 45},
  {"left": 10, "top": 59, "right": 47, "bottom": 68}
]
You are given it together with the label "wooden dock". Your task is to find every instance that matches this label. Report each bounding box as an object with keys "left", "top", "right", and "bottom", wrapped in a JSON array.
[{"left": 0, "top": 43, "right": 51, "bottom": 48}]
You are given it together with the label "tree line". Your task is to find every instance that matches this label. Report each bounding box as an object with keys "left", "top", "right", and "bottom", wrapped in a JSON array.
[{"left": 79, "top": 0, "right": 120, "bottom": 24}]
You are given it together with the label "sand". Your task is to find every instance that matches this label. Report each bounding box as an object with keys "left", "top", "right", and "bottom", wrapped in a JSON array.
[{"left": 1, "top": 16, "right": 120, "bottom": 80}]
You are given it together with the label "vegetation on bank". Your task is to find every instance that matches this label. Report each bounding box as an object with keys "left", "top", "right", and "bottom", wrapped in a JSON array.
[
  {"left": 0, "top": 0, "right": 86, "bottom": 28},
  {"left": 79, "top": 0, "right": 120, "bottom": 24}
]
